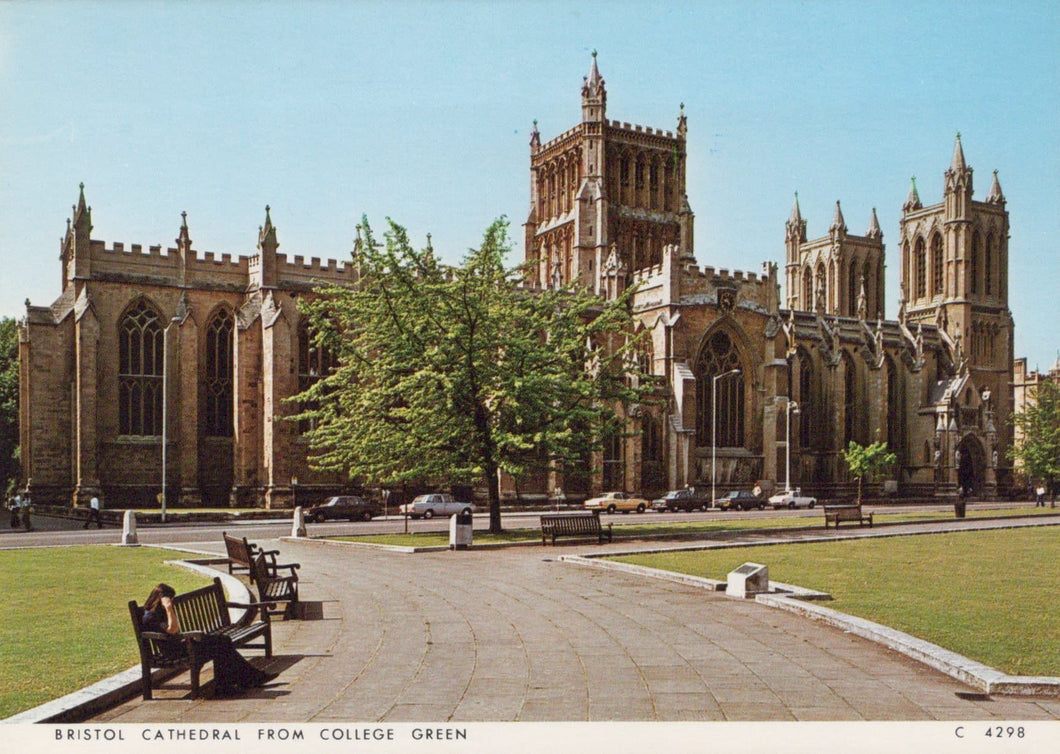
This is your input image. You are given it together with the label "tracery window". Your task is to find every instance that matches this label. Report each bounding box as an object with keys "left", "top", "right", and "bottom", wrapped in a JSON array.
[
  {"left": 119, "top": 300, "right": 164, "bottom": 436},
  {"left": 847, "top": 261, "right": 859, "bottom": 317},
  {"left": 931, "top": 233, "right": 944, "bottom": 296},
  {"left": 803, "top": 270, "right": 813, "bottom": 310},
  {"left": 204, "top": 309, "right": 234, "bottom": 437},
  {"left": 602, "top": 430, "right": 624, "bottom": 491},
  {"left": 643, "top": 415, "right": 663, "bottom": 462},
  {"left": 843, "top": 353, "right": 859, "bottom": 446},
  {"left": 695, "top": 331, "right": 744, "bottom": 448},
  {"left": 298, "top": 322, "right": 334, "bottom": 433},
  {"left": 886, "top": 356, "right": 901, "bottom": 457},
  {"left": 984, "top": 234, "right": 993, "bottom": 295},
  {"left": 970, "top": 231, "right": 980, "bottom": 295},
  {"left": 798, "top": 351, "right": 814, "bottom": 449},
  {"left": 914, "top": 238, "right": 927, "bottom": 298}
]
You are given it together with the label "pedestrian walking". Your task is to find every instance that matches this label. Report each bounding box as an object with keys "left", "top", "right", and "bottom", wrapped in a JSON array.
[
  {"left": 8, "top": 495, "right": 20, "bottom": 529},
  {"left": 20, "top": 497, "right": 33, "bottom": 532},
  {"left": 84, "top": 495, "right": 103, "bottom": 529},
  {"left": 1036, "top": 484, "right": 1046, "bottom": 507}
]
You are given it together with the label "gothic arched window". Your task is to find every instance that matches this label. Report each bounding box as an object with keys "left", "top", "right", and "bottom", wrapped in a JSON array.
[
  {"left": 984, "top": 234, "right": 993, "bottom": 295},
  {"left": 970, "top": 231, "right": 980, "bottom": 295},
  {"left": 204, "top": 309, "right": 234, "bottom": 437},
  {"left": 886, "top": 356, "right": 901, "bottom": 459},
  {"left": 842, "top": 352, "right": 860, "bottom": 446},
  {"left": 119, "top": 300, "right": 164, "bottom": 436},
  {"left": 931, "top": 233, "right": 944, "bottom": 296},
  {"left": 802, "top": 268, "right": 813, "bottom": 310},
  {"left": 914, "top": 238, "right": 927, "bottom": 298},
  {"left": 797, "top": 350, "right": 815, "bottom": 449},
  {"left": 643, "top": 415, "right": 663, "bottom": 462},
  {"left": 695, "top": 331, "right": 745, "bottom": 448},
  {"left": 298, "top": 321, "right": 335, "bottom": 433},
  {"left": 603, "top": 429, "right": 624, "bottom": 491},
  {"left": 847, "top": 260, "right": 859, "bottom": 317}
]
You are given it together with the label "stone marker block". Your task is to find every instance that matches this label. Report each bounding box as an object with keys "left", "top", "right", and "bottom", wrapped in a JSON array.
[{"left": 727, "top": 562, "right": 769, "bottom": 598}]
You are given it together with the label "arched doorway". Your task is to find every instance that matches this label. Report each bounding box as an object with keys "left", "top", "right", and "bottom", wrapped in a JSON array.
[{"left": 957, "top": 435, "right": 986, "bottom": 498}]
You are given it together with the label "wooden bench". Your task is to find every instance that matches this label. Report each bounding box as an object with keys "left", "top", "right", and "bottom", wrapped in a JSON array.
[
  {"left": 223, "top": 532, "right": 300, "bottom": 577},
  {"left": 540, "top": 511, "right": 613, "bottom": 545},
  {"left": 128, "top": 577, "right": 273, "bottom": 700},
  {"left": 249, "top": 551, "right": 300, "bottom": 618},
  {"left": 823, "top": 504, "right": 873, "bottom": 529}
]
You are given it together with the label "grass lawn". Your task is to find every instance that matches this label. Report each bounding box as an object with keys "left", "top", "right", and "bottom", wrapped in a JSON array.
[
  {"left": 337, "top": 505, "right": 1055, "bottom": 548},
  {"left": 0, "top": 546, "right": 210, "bottom": 719},
  {"left": 611, "top": 527, "right": 1060, "bottom": 677}
]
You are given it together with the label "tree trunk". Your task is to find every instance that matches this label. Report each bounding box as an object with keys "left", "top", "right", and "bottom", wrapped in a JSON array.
[{"left": 485, "top": 461, "right": 502, "bottom": 534}]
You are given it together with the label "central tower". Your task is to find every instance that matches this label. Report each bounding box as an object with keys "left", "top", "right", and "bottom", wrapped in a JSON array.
[{"left": 523, "top": 53, "right": 694, "bottom": 298}]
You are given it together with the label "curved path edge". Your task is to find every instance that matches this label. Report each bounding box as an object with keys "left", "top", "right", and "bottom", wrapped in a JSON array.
[
  {"left": 2, "top": 549, "right": 253, "bottom": 724},
  {"left": 560, "top": 554, "right": 1060, "bottom": 699}
]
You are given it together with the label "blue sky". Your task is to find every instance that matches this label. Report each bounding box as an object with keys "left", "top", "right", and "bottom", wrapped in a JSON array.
[{"left": 1, "top": 1, "right": 1058, "bottom": 371}]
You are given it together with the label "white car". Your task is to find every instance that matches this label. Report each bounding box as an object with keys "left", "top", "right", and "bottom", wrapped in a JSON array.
[
  {"left": 768, "top": 488, "right": 817, "bottom": 509},
  {"left": 398, "top": 493, "right": 474, "bottom": 519}
]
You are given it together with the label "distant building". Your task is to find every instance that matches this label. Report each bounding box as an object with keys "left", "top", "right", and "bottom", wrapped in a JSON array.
[
  {"left": 18, "top": 55, "right": 1018, "bottom": 508},
  {"left": 1012, "top": 356, "right": 1060, "bottom": 482}
]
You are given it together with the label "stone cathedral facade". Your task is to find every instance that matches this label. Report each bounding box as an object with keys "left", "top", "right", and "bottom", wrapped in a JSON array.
[
  {"left": 19, "top": 56, "right": 1016, "bottom": 508},
  {"left": 19, "top": 199, "right": 359, "bottom": 508},
  {"left": 523, "top": 55, "right": 1014, "bottom": 501}
]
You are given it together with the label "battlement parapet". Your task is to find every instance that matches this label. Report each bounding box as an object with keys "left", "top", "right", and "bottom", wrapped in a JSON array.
[
  {"left": 537, "top": 125, "right": 583, "bottom": 154},
  {"left": 275, "top": 252, "right": 356, "bottom": 284},
  {"left": 607, "top": 120, "right": 675, "bottom": 139}
]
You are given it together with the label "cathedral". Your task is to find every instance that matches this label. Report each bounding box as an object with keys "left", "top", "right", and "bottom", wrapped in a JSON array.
[
  {"left": 522, "top": 54, "right": 1014, "bottom": 501},
  {"left": 18, "top": 55, "right": 1016, "bottom": 508}
]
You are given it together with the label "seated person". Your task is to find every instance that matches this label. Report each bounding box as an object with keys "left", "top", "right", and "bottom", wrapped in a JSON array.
[{"left": 141, "top": 583, "right": 277, "bottom": 697}]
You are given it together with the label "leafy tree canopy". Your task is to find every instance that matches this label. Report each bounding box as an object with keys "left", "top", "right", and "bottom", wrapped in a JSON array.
[
  {"left": 291, "top": 217, "right": 648, "bottom": 532},
  {"left": 1009, "top": 379, "right": 1060, "bottom": 491},
  {"left": 0, "top": 317, "right": 20, "bottom": 498},
  {"left": 843, "top": 439, "right": 896, "bottom": 504}
]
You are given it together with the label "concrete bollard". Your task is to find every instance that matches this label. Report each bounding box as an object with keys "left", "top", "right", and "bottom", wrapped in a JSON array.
[
  {"left": 292, "top": 506, "right": 307, "bottom": 538},
  {"left": 121, "top": 509, "right": 139, "bottom": 546}
]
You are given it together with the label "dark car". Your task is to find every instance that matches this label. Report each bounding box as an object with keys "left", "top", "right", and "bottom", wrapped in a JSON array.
[
  {"left": 306, "top": 495, "right": 380, "bottom": 522},
  {"left": 714, "top": 490, "right": 766, "bottom": 511},
  {"left": 651, "top": 488, "right": 711, "bottom": 512}
]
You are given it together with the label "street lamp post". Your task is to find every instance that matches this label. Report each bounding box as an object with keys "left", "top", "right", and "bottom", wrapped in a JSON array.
[
  {"left": 784, "top": 399, "right": 800, "bottom": 493},
  {"left": 711, "top": 368, "right": 742, "bottom": 506},
  {"left": 161, "top": 315, "right": 180, "bottom": 523}
]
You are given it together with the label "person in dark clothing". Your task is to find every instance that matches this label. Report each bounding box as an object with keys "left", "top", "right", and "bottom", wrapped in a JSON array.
[
  {"left": 141, "top": 583, "right": 277, "bottom": 697},
  {"left": 84, "top": 496, "right": 103, "bottom": 529}
]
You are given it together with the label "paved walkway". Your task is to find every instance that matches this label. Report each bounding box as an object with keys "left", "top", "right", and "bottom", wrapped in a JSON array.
[{"left": 92, "top": 515, "right": 1060, "bottom": 723}]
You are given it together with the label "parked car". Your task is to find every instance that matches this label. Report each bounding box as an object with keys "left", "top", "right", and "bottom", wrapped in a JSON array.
[
  {"left": 583, "top": 491, "right": 650, "bottom": 514},
  {"left": 651, "top": 488, "right": 711, "bottom": 512},
  {"left": 399, "top": 493, "right": 474, "bottom": 519},
  {"left": 714, "top": 490, "right": 766, "bottom": 511},
  {"left": 768, "top": 488, "right": 818, "bottom": 509},
  {"left": 306, "top": 495, "right": 381, "bottom": 522}
]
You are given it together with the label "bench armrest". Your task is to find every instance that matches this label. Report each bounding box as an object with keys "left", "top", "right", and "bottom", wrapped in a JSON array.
[
  {"left": 140, "top": 631, "right": 177, "bottom": 641},
  {"left": 227, "top": 599, "right": 280, "bottom": 610}
]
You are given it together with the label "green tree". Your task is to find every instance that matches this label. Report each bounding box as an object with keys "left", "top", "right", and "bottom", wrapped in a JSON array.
[
  {"left": 842, "top": 439, "right": 897, "bottom": 505},
  {"left": 292, "top": 217, "right": 647, "bottom": 533},
  {"left": 1010, "top": 380, "right": 1060, "bottom": 499},
  {"left": 0, "top": 317, "right": 20, "bottom": 498}
]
